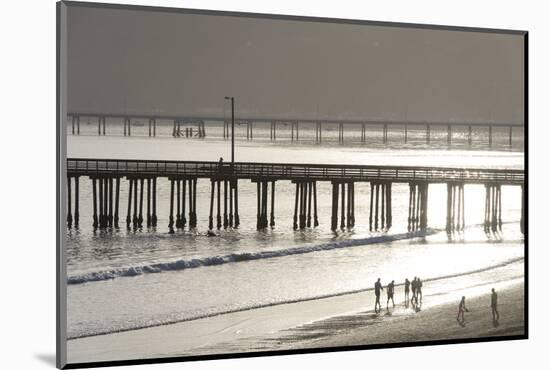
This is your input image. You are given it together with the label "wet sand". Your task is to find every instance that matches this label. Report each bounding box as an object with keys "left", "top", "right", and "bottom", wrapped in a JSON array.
[{"left": 67, "top": 260, "right": 524, "bottom": 364}]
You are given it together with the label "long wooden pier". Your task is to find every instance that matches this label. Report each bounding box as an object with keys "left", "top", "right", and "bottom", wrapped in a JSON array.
[
  {"left": 66, "top": 158, "right": 524, "bottom": 234},
  {"left": 67, "top": 112, "right": 523, "bottom": 146}
]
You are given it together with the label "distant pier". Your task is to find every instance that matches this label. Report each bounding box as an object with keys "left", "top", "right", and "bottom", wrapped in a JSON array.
[
  {"left": 66, "top": 158, "right": 524, "bottom": 234},
  {"left": 67, "top": 112, "right": 522, "bottom": 147}
]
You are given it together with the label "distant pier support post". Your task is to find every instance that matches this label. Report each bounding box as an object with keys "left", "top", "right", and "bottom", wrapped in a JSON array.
[
  {"left": 488, "top": 125, "right": 493, "bottom": 147},
  {"left": 509, "top": 126, "right": 513, "bottom": 146},
  {"left": 468, "top": 126, "right": 472, "bottom": 145},
  {"left": 71, "top": 116, "right": 75, "bottom": 135},
  {"left": 77, "top": 115, "right": 80, "bottom": 135},
  {"left": 98, "top": 117, "right": 101, "bottom": 136},
  {"left": 447, "top": 125, "right": 452, "bottom": 144},
  {"left": 409, "top": 182, "right": 428, "bottom": 232},
  {"left": 426, "top": 124, "right": 431, "bottom": 144},
  {"left": 102, "top": 117, "right": 106, "bottom": 136},
  {"left": 484, "top": 184, "right": 502, "bottom": 232},
  {"left": 446, "top": 183, "right": 464, "bottom": 232},
  {"left": 383, "top": 124, "right": 388, "bottom": 144},
  {"left": 404, "top": 124, "right": 408, "bottom": 144}
]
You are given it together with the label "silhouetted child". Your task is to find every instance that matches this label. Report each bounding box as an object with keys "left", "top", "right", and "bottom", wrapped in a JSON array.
[
  {"left": 491, "top": 288, "right": 500, "bottom": 321},
  {"left": 457, "top": 296, "right": 469, "bottom": 323},
  {"left": 374, "top": 278, "right": 384, "bottom": 313}
]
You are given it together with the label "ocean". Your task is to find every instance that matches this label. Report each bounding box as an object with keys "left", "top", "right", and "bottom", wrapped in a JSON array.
[{"left": 65, "top": 122, "right": 524, "bottom": 340}]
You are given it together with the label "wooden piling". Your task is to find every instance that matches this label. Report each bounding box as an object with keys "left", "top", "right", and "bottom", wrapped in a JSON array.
[
  {"left": 294, "top": 182, "right": 299, "bottom": 230},
  {"left": 114, "top": 177, "right": 119, "bottom": 229},
  {"left": 313, "top": 181, "right": 319, "bottom": 227},
  {"left": 108, "top": 177, "right": 113, "bottom": 228},
  {"left": 223, "top": 180, "right": 228, "bottom": 229},
  {"left": 75, "top": 176, "right": 80, "bottom": 228},
  {"left": 67, "top": 177, "right": 72, "bottom": 228},
  {"left": 146, "top": 178, "right": 151, "bottom": 227},
  {"left": 168, "top": 179, "right": 174, "bottom": 233},
  {"left": 132, "top": 179, "right": 138, "bottom": 229},
  {"left": 152, "top": 178, "right": 157, "bottom": 227},
  {"left": 98, "top": 178, "right": 104, "bottom": 228},
  {"left": 331, "top": 182, "right": 339, "bottom": 231},
  {"left": 209, "top": 180, "right": 215, "bottom": 230},
  {"left": 175, "top": 180, "right": 181, "bottom": 229},
  {"left": 270, "top": 181, "right": 275, "bottom": 227},
  {"left": 340, "top": 182, "right": 346, "bottom": 229},
  {"left": 234, "top": 180, "right": 240, "bottom": 227},
  {"left": 92, "top": 178, "right": 98, "bottom": 230},
  {"left": 217, "top": 180, "right": 222, "bottom": 230},
  {"left": 126, "top": 178, "right": 132, "bottom": 230}
]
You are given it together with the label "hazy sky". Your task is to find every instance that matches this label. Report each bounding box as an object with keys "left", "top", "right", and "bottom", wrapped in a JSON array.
[{"left": 67, "top": 5, "right": 524, "bottom": 124}]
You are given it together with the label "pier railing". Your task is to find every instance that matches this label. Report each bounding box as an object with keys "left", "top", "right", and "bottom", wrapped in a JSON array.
[{"left": 67, "top": 158, "right": 524, "bottom": 185}]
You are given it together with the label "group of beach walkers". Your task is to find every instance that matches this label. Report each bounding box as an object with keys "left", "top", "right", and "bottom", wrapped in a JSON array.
[
  {"left": 373, "top": 278, "right": 501, "bottom": 324},
  {"left": 374, "top": 277, "right": 423, "bottom": 313}
]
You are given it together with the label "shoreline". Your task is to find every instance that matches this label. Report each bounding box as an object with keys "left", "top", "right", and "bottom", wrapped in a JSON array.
[{"left": 67, "top": 260, "right": 524, "bottom": 364}]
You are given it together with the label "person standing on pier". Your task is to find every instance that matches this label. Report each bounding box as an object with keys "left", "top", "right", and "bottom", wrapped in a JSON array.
[
  {"left": 374, "top": 278, "right": 384, "bottom": 313},
  {"left": 457, "top": 296, "right": 469, "bottom": 323},
  {"left": 386, "top": 280, "right": 395, "bottom": 310},
  {"left": 404, "top": 278, "right": 411, "bottom": 304},
  {"left": 491, "top": 288, "right": 500, "bottom": 321}
]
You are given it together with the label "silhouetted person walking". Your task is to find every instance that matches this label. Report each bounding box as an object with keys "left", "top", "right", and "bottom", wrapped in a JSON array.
[
  {"left": 491, "top": 288, "right": 500, "bottom": 321},
  {"left": 411, "top": 277, "right": 418, "bottom": 304},
  {"left": 457, "top": 296, "right": 469, "bottom": 323},
  {"left": 387, "top": 280, "right": 395, "bottom": 309},
  {"left": 374, "top": 278, "right": 384, "bottom": 313},
  {"left": 404, "top": 278, "right": 410, "bottom": 303}
]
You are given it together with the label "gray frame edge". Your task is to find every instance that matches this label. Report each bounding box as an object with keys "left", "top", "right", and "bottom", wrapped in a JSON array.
[{"left": 57, "top": 1, "right": 68, "bottom": 369}]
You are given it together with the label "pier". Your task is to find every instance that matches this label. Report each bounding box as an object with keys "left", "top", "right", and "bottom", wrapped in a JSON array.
[
  {"left": 66, "top": 158, "right": 524, "bottom": 234},
  {"left": 67, "top": 112, "right": 522, "bottom": 147}
]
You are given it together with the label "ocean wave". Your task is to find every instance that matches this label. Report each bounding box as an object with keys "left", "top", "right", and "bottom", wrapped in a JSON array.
[
  {"left": 67, "top": 255, "right": 524, "bottom": 340},
  {"left": 67, "top": 229, "right": 439, "bottom": 285}
]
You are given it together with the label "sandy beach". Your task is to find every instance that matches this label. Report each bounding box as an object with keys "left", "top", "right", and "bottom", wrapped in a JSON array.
[{"left": 67, "top": 259, "right": 524, "bottom": 364}]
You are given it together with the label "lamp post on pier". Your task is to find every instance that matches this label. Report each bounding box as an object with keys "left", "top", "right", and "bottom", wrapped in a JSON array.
[{"left": 224, "top": 96, "right": 235, "bottom": 165}]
